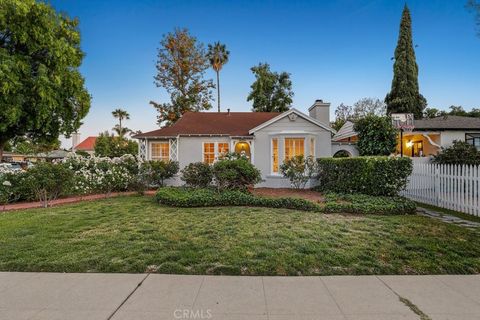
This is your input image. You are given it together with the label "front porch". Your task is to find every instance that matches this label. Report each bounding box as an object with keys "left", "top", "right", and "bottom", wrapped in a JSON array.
[{"left": 397, "top": 131, "right": 441, "bottom": 157}]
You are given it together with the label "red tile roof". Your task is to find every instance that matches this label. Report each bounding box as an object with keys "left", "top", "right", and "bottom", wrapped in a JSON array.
[
  {"left": 134, "top": 112, "right": 281, "bottom": 138},
  {"left": 75, "top": 136, "right": 97, "bottom": 151}
]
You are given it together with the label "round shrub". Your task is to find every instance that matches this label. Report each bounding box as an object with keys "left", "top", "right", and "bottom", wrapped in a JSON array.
[
  {"left": 212, "top": 158, "right": 261, "bottom": 190},
  {"left": 25, "top": 162, "right": 74, "bottom": 207},
  {"left": 140, "top": 160, "right": 179, "bottom": 187},
  {"left": 181, "top": 162, "right": 213, "bottom": 188}
]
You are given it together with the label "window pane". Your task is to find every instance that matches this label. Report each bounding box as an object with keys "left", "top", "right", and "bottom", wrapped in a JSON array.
[
  {"left": 272, "top": 139, "right": 278, "bottom": 173},
  {"left": 151, "top": 142, "right": 169, "bottom": 161},
  {"left": 218, "top": 143, "right": 229, "bottom": 159},
  {"left": 203, "top": 143, "right": 215, "bottom": 164},
  {"left": 285, "top": 138, "right": 304, "bottom": 160}
]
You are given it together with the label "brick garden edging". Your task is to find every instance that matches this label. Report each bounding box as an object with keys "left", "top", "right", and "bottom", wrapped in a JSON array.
[{"left": 1, "top": 190, "right": 156, "bottom": 212}]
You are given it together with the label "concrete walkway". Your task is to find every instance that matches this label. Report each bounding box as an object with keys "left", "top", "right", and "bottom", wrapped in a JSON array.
[{"left": 2, "top": 273, "right": 480, "bottom": 320}]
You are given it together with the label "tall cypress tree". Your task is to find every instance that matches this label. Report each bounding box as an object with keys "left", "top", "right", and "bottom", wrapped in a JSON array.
[{"left": 385, "top": 5, "right": 426, "bottom": 119}]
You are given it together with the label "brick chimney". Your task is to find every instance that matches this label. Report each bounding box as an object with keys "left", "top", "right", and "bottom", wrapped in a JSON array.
[{"left": 308, "top": 99, "right": 330, "bottom": 125}]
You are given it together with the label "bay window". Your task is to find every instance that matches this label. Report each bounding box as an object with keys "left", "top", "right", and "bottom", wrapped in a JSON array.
[{"left": 285, "top": 138, "right": 305, "bottom": 160}]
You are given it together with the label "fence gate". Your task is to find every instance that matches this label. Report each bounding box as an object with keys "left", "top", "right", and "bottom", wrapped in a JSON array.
[{"left": 401, "top": 163, "right": 480, "bottom": 216}]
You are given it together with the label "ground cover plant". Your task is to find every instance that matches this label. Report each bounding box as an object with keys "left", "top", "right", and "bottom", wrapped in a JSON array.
[
  {"left": 155, "top": 187, "right": 416, "bottom": 215},
  {"left": 0, "top": 195, "right": 478, "bottom": 275}
]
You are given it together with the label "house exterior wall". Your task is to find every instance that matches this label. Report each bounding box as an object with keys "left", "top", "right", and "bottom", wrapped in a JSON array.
[
  {"left": 252, "top": 116, "right": 332, "bottom": 188},
  {"left": 440, "top": 131, "right": 467, "bottom": 147}
]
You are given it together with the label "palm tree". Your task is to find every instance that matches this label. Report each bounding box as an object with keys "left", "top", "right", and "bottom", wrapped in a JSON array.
[
  {"left": 111, "top": 108, "right": 130, "bottom": 137},
  {"left": 207, "top": 42, "right": 230, "bottom": 112}
]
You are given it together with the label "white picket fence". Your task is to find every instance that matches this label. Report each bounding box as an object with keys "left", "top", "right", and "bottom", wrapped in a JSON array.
[{"left": 401, "top": 163, "right": 480, "bottom": 216}]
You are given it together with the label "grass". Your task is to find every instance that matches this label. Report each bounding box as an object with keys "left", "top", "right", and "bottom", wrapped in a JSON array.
[
  {"left": 415, "top": 201, "right": 480, "bottom": 223},
  {"left": 1, "top": 195, "right": 479, "bottom": 275}
]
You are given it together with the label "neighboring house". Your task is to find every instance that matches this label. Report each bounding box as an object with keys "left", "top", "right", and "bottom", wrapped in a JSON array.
[
  {"left": 134, "top": 100, "right": 335, "bottom": 188},
  {"left": 333, "top": 115, "right": 480, "bottom": 157},
  {"left": 73, "top": 136, "right": 97, "bottom": 156}
]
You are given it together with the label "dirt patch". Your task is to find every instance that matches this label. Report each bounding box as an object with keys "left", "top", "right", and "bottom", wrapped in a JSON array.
[{"left": 252, "top": 188, "right": 324, "bottom": 203}]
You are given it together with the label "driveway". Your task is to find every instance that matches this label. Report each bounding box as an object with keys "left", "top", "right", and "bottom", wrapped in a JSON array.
[{"left": 1, "top": 272, "right": 480, "bottom": 320}]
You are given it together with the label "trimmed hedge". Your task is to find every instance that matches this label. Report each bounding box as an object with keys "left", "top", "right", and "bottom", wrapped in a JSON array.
[
  {"left": 155, "top": 187, "right": 319, "bottom": 211},
  {"left": 155, "top": 187, "right": 416, "bottom": 215},
  {"left": 315, "top": 157, "right": 413, "bottom": 196}
]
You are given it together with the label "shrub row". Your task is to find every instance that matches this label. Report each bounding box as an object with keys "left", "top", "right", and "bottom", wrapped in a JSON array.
[
  {"left": 155, "top": 187, "right": 416, "bottom": 215},
  {"left": 314, "top": 156, "right": 413, "bottom": 196},
  {"left": 181, "top": 156, "right": 262, "bottom": 190}
]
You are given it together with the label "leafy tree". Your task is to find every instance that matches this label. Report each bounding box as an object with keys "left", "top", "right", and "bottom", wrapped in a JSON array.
[
  {"left": 447, "top": 105, "right": 469, "bottom": 116},
  {"left": 467, "top": 0, "right": 480, "bottom": 36},
  {"left": 423, "top": 107, "right": 443, "bottom": 118},
  {"left": 353, "top": 115, "right": 397, "bottom": 156},
  {"left": 94, "top": 131, "right": 138, "bottom": 157},
  {"left": 0, "top": 0, "right": 90, "bottom": 161},
  {"left": 332, "top": 98, "right": 386, "bottom": 131},
  {"left": 207, "top": 42, "right": 230, "bottom": 112},
  {"left": 353, "top": 98, "right": 386, "bottom": 118},
  {"left": 385, "top": 5, "right": 427, "bottom": 119},
  {"left": 433, "top": 140, "right": 480, "bottom": 165},
  {"left": 111, "top": 108, "right": 130, "bottom": 137},
  {"left": 247, "top": 63, "right": 293, "bottom": 112},
  {"left": 150, "top": 28, "right": 214, "bottom": 126},
  {"left": 332, "top": 103, "right": 353, "bottom": 131},
  {"left": 8, "top": 137, "right": 60, "bottom": 155}
]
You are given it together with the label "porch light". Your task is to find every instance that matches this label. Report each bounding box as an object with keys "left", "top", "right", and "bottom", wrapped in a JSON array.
[{"left": 406, "top": 140, "right": 413, "bottom": 148}]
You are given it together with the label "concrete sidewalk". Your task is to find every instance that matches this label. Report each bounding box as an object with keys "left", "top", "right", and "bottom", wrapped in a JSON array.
[{"left": 1, "top": 273, "right": 480, "bottom": 320}]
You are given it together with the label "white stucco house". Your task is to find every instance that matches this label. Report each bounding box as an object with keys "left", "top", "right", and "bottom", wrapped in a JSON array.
[
  {"left": 332, "top": 115, "right": 480, "bottom": 158},
  {"left": 134, "top": 100, "right": 336, "bottom": 188}
]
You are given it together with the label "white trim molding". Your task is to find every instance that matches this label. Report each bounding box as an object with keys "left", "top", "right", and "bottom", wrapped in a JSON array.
[{"left": 249, "top": 108, "right": 336, "bottom": 134}]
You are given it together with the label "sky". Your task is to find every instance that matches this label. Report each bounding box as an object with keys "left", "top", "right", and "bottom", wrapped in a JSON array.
[{"left": 48, "top": 0, "right": 480, "bottom": 148}]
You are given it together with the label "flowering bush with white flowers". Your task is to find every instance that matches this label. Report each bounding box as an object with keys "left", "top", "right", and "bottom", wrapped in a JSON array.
[{"left": 61, "top": 153, "right": 139, "bottom": 196}]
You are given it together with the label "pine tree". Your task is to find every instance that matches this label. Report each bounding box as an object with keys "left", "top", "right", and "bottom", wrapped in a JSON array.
[{"left": 385, "top": 5, "right": 426, "bottom": 119}]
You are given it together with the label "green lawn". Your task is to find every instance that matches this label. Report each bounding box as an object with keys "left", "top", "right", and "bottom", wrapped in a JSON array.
[{"left": 1, "top": 195, "right": 479, "bottom": 275}]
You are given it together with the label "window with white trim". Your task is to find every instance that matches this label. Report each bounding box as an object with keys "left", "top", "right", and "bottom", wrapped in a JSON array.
[
  {"left": 284, "top": 138, "right": 304, "bottom": 160},
  {"left": 203, "top": 143, "right": 215, "bottom": 164},
  {"left": 203, "top": 142, "right": 229, "bottom": 164},
  {"left": 151, "top": 142, "right": 169, "bottom": 161},
  {"left": 466, "top": 133, "right": 480, "bottom": 150}
]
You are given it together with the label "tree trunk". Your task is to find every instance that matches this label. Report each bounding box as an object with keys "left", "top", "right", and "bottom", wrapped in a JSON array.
[{"left": 216, "top": 70, "right": 220, "bottom": 112}]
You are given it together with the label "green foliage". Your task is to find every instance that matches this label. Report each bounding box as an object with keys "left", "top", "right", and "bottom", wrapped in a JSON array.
[
  {"left": 156, "top": 187, "right": 321, "bottom": 211},
  {"left": 0, "top": 0, "right": 90, "bottom": 157},
  {"left": 433, "top": 141, "right": 480, "bottom": 165},
  {"left": 247, "top": 63, "right": 293, "bottom": 112},
  {"left": 385, "top": 5, "right": 426, "bottom": 118},
  {"left": 94, "top": 131, "right": 138, "bottom": 157},
  {"left": 181, "top": 162, "right": 213, "bottom": 188},
  {"left": 212, "top": 158, "right": 262, "bottom": 190},
  {"left": 467, "top": 0, "right": 480, "bottom": 37},
  {"left": 150, "top": 28, "right": 214, "bottom": 126},
  {"left": 280, "top": 155, "right": 316, "bottom": 189},
  {"left": 111, "top": 108, "right": 131, "bottom": 137},
  {"left": 315, "top": 157, "right": 413, "bottom": 196},
  {"left": 25, "top": 162, "right": 74, "bottom": 207},
  {"left": 354, "top": 115, "right": 397, "bottom": 156},
  {"left": 323, "top": 193, "right": 416, "bottom": 215},
  {"left": 155, "top": 187, "right": 416, "bottom": 215},
  {"left": 207, "top": 42, "right": 230, "bottom": 112},
  {"left": 333, "top": 98, "right": 386, "bottom": 131},
  {"left": 141, "top": 160, "right": 179, "bottom": 187},
  {"left": 423, "top": 106, "right": 480, "bottom": 118}
]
